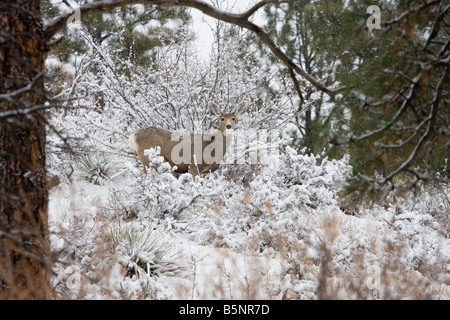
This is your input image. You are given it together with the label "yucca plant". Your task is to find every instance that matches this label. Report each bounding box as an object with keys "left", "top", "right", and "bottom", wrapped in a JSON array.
[
  {"left": 76, "top": 153, "right": 118, "bottom": 185},
  {"left": 110, "top": 223, "right": 180, "bottom": 277}
]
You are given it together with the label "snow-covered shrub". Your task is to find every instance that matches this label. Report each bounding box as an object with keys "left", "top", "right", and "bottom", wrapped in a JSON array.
[
  {"left": 177, "top": 146, "right": 352, "bottom": 251},
  {"left": 49, "top": 184, "right": 119, "bottom": 299},
  {"left": 98, "top": 147, "right": 201, "bottom": 223},
  {"left": 45, "top": 24, "right": 292, "bottom": 174},
  {"left": 277, "top": 147, "right": 351, "bottom": 208},
  {"left": 136, "top": 147, "right": 199, "bottom": 219},
  {"left": 110, "top": 222, "right": 181, "bottom": 278},
  {"left": 48, "top": 136, "right": 449, "bottom": 299}
]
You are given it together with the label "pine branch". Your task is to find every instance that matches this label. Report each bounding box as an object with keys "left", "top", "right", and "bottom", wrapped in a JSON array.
[
  {"left": 349, "top": 73, "right": 422, "bottom": 143},
  {"left": 376, "top": 63, "right": 449, "bottom": 188}
]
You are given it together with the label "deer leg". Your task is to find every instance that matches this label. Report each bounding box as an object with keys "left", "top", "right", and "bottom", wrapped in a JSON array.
[
  {"left": 189, "top": 165, "right": 197, "bottom": 181},
  {"left": 137, "top": 152, "right": 148, "bottom": 175}
]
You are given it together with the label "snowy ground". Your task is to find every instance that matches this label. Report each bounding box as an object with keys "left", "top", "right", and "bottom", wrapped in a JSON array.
[{"left": 48, "top": 149, "right": 450, "bottom": 300}]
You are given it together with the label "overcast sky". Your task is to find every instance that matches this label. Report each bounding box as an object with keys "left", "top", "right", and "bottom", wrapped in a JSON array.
[{"left": 191, "top": 0, "right": 265, "bottom": 58}]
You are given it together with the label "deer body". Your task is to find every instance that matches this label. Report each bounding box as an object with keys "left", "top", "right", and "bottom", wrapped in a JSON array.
[{"left": 129, "top": 102, "right": 245, "bottom": 178}]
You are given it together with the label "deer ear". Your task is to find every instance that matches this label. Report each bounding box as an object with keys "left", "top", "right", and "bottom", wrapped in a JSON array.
[
  {"left": 209, "top": 102, "right": 222, "bottom": 117},
  {"left": 234, "top": 101, "right": 246, "bottom": 116}
]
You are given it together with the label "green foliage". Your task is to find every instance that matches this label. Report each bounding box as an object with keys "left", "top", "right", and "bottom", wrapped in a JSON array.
[
  {"left": 42, "top": 0, "right": 191, "bottom": 68},
  {"left": 259, "top": 0, "right": 350, "bottom": 156},
  {"left": 260, "top": 0, "right": 449, "bottom": 198},
  {"left": 332, "top": 0, "right": 450, "bottom": 197}
]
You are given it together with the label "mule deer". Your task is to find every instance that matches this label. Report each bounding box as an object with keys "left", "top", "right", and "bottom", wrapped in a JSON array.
[{"left": 129, "top": 102, "right": 245, "bottom": 179}]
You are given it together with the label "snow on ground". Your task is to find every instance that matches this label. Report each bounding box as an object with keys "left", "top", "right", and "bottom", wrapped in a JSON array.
[{"left": 48, "top": 148, "right": 450, "bottom": 300}]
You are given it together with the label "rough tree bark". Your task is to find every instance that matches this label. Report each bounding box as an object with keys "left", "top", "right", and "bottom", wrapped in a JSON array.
[{"left": 0, "top": 0, "right": 50, "bottom": 299}]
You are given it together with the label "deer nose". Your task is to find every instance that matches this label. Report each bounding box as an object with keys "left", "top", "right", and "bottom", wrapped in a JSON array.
[{"left": 226, "top": 125, "right": 232, "bottom": 129}]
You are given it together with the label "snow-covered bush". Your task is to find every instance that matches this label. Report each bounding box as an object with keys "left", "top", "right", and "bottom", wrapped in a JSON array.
[
  {"left": 139, "top": 147, "right": 199, "bottom": 219},
  {"left": 48, "top": 139, "right": 449, "bottom": 299}
]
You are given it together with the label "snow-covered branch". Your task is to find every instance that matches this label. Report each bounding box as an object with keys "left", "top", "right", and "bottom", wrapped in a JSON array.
[
  {"left": 43, "top": 0, "right": 339, "bottom": 97},
  {"left": 0, "top": 103, "right": 52, "bottom": 119}
]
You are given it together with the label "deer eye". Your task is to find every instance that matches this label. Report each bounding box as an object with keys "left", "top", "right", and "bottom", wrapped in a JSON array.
[
  {"left": 221, "top": 117, "right": 225, "bottom": 121},
  {"left": 232, "top": 117, "right": 235, "bottom": 121}
]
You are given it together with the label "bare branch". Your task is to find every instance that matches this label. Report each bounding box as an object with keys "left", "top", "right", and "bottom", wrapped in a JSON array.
[
  {"left": 43, "top": 0, "right": 259, "bottom": 40},
  {"left": 43, "top": 0, "right": 339, "bottom": 97},
  {"left": 0, "top": 103, "right": 52, "bottom": 119},
  {"left": 0, "top": 72, "right": 45, "bottom": 103},
  {"left": 288, "top": 67, "right": 304, "bottom": 110},
  {"left": 240, "top": 0, "right": 290, "bottom": 20},
  {"left": 376, "top": 63, "right": 449, "bottom": 187},
  {"left": 380, "top": 115, "right": 430, "bottom": 149},
  {"left": 383, "top": 0, "right": 440, "bottom": 26},
  {"left": 349, "top": 73, "right": 422, "bottom": 142}
]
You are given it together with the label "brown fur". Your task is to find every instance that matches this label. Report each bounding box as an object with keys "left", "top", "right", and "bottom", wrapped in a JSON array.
[{"left": 130, "top": 102, "right": 245, "bottom": 179}]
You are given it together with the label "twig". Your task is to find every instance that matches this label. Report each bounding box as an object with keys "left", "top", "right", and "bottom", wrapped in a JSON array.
[{"left": 43, "top": 0, "right": 340, "bottom": 97}]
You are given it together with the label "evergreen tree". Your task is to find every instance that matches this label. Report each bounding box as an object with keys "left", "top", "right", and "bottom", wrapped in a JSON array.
[
  {"left": 331, "top": 0, "right": 449, "bottom": 197},
  {"left": 257, "top": 0, "right": 449, "bottom": 197},
  {"left": 257, "top": 0, "right": 347, "bottom": 156},
  {"left": 42, "top": 0, "right": 191, "bottom": 68}
]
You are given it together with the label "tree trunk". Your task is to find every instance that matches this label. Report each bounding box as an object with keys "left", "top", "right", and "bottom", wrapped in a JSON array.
[{"left": 0, "top": 0, "right": 50, "bottom": 299}]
